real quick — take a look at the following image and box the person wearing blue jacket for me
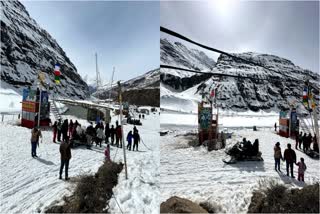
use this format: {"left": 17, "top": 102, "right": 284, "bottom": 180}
{"left": 126, "top": 131, "right": 133, "bottom": 151}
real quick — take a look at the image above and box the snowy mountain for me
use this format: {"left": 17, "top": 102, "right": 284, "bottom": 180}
{"left": 161, "top": 38, "right": 216, "bottom": 91}
{"left": 93, "top": 68, "right": 160, "bottom": 106}
{"left": 161, "top": 42, "right": 320, "bottom": 112}
{"left": 0, "top": 1, "right": 89, "bottom": 99}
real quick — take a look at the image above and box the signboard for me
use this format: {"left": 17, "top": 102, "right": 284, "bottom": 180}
{"left": 22, "top": 101, "right": 38, "bottom": 112}
{"left": 199, "top": 105, "right": 212, "bottom": 130}
{"left": 279, "top": 111, "right": 287, "bottom": 119}
{"left": 23, "top": 89, "right": 37, "bottom": 102}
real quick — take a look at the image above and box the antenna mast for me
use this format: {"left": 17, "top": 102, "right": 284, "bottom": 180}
{"left": 95, "top": 53, "right": 102, "bottom": 89}
{"left": 109, "top": 67, "right": 115, "bottom": 100}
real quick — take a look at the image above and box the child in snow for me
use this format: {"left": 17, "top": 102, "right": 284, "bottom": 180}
{"left": 126, "top": 131, "right": 133, "bottom": 151}
{"left": 295, "top": 157, "right": 307, "bottom": 182}
{"left": 105, "top": 144, "right": 111, "bottom": 162}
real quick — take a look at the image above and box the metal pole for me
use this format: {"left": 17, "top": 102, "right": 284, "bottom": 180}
{"left": 109, "top": 67, "right": 115, "bottom": 101}
{"left": 118, "top": 81, "right": 128, "bottom": 179}
{"left": 37, "top": 87, "right": 42, "bottom": 128}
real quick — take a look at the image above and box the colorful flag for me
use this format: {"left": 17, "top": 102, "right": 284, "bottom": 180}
{"left": 210, "top": 89, "right": 215, "bottom": 97}
{"left": 302, "top": 86, "right": 308, "bottom": 108}
{"left": 54, "top": 64, "right": 61, "bottom": 84}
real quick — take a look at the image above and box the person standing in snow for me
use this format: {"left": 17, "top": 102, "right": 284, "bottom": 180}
{"left": 61, "top": 119, "right": 69, "bottom": 142}
{"left": 52, "top": 121, "right": 58, "bottom": 143}
{"left": 57, "top": 119, "right": 62, "bottom": 142}
{"left": 284, "top": 143, "right": 297, "bottom": 178}
{"left": 105, "top": 144, "right": 111, "bottom": 162}
{"left": 96, "top": 126, "right": 105, "bottom": 147}
{"left": 298, "top": 132, "right": 303, "bottom": 149}
{"left": 59, "top": 138, "right": 71, "bottom": 180}
{"left": 115, "top": 124, "right": 122, "bottom": 148}
{"left": 306, "top": 133, "right": 312, "bottom": 152}
{"left": 105, "top": 123, "right": 110, "bottom": 143}
{"left": 31, "top": 127, "right": 42, "bottom": 157}
{"left": 295, "top": 157, "right": 307, "bottom": 182}
{"left": 85, "top": 122, "right": 95, "bottom": 149}
{"left": 110, "top": 125, "right": 115, "bottom": 145}
{"left": 274, "top": 142, "right": 283, "bottom": 172}
{"left": 68, "top": 120, "right": 73, "bottom": 139}
{"left": 126, "top": 131, "right": 133, "bottom": 151}
{"left": 302, "top": 133, "right": 307, "bottom": 152}
{"left": 133, "top": 130, "right": 140, "bottom": 151}
{"left": 274, "top": 122, "right": 277, "bottom": 132}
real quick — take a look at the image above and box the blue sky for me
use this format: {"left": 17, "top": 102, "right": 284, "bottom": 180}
{"left": 161, "top": 0, "right": 319, "bottom": 73}
{"left": 22, "top": 0, "right": 160, "bottom": 85}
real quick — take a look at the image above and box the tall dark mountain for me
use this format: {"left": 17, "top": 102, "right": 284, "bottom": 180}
{"left": 161, "top": 38, "right": 319, "bottom": 112}
{"left": 0, "top": 1, "right": 89, "bottom": 98}
{"left": 93, "top": 68, "right": 160, "bottom": 106}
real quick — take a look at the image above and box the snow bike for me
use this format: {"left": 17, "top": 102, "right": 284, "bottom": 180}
{"left": 223, "top": 142, "right": 263, "bottom": 164}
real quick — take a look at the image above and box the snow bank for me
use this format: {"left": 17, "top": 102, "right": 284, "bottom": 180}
{"left": 0, "top": 88, "right": 21, "bottom": 113}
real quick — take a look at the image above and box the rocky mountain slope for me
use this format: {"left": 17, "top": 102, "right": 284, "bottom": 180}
{"left": 160, "top": 38, "right": 216, "bottom": 91}
{"left": 0, "top": 1, "right": 89, "bottom": 99}
{"left": 161, "top": 39, "right": 319, "bottom": 112}
{"left": 93, "top": 68, "right": 160, "bottom": 106}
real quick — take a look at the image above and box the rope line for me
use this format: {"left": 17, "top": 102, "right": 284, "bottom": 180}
{"left": 140, "top": 137, "right": 152, "bottom": 151}
{"left": 160, "top": 26, "right": 308, "bottom": 83}
{"left": 112, "top": 193, "right": 124, "bottom": 214}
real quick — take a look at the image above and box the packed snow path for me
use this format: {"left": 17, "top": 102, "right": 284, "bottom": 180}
{"left": 160, "top": 127, "right": 320, "bottom": 213}
{"left": 0, "top": 123, "right": 105, "bottom": 213}
{"left": 0, "top": 113, "right": 160, "bottom": 214}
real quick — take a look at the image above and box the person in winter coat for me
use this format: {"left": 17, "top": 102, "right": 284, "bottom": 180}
{"left": 274, "top": 142, "right": 283, "bottom": 171}
{"left": 61, "top": 119, "right": 69, "bottom": 142}
{"left": 105, "top": 123, "right": 110, "bottom": 143}
{"left": 302, "top": 133, "right": 307, "bottom": 152}
{"left": 59, "top": 138, "right": 72, "bottom": 180}
{"left": 127, "top": 131, "right": 133, "bottom": 151}
{"left": 306, "top": 133, "right": 312, "bottom": 152}
{"left": 110, "top": 125, "right": 115, "bottom": 145}
{"left": 298, "top": 132, "right": 303, "bottom": 149}
{"left": 31, "top": 127, "right": 42, "bottom": 157}
{"left": 52, "top": 121, "right": 58, "bottom": 143}
{"left": 133, "top": 130, "right": 140, "bottom": 151}
{"left": 105, "top": 144, "right": 111, "bottom": 162}
{"left": 96, "top": 126, "right": 105, "bottom": 147}
{"left": 116, "top": 125, "right": 122, "bottom": 148}
{"left": 295, "top": 157, "right": 307, "bottom": 182}
{"left": 85, "top": 123, "right": 95, "bottom": 149}
{"left": 274, "top": 122, "right": 277, "bottom": 132}
{"left": 69, "top": 120, "right": 73, "bottom": 139}
{"left": 57, "top": 119, "right": 62, "bottom": 142}
{"left": 284, "top": 143, "right": 297, "bottom": 178}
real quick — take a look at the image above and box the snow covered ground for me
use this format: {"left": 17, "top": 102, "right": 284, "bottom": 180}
{"left": 108, "top": 112, "right": 160, "bottom": 214}
{"left": 0, "top": 88, "right": 21, "bottom": 113}
{"left": 160, "top": 125, "right": 320, "bottom": 213}
{"left": 0, "top": 101, "right": 159, "bottom": 213}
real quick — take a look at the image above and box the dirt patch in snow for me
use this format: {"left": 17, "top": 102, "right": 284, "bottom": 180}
{"left": 160, "top": 196, "right": 208, "bottom": 213}
{"left": 45, "top": 161, "right": 123, "bottom": 213}
{"left": 248, "top": 180, "right": 319, "bottom": 213}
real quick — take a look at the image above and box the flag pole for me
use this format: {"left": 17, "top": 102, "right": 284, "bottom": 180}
{"left": 37, "top": 78, "right": 42, "bottom": 128}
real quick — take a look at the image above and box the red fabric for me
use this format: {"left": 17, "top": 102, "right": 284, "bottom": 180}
{"left": 54, "top": 71, "right": 61, "bottom": 76}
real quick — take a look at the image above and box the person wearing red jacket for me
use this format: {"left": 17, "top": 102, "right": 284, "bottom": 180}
{"left": 284, "top": 143, "right": 297, "bottom": 178}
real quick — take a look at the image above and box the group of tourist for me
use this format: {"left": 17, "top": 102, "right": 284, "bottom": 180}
{"left": 274, "top": 142, "right": 307, "bottom": 182}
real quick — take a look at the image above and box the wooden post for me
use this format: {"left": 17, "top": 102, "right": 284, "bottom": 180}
{"left": 118, "top": 81, "right": 128, "bottom": 179}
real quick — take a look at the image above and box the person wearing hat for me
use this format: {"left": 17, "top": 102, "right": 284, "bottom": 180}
{"left": 274, "top": 142, "right": 283, "bottom": 172}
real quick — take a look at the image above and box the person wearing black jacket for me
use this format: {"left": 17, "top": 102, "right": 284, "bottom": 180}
{"left": 110, "top": 125, "right": 115, "bottom": 145}
{"left": 59, "top": 138, "right": 72, "bottom": 180}
{"left": 284, "top": 143, "right": 297, "bottom": 178}
{"left": 105, "top": 123, "right": 110, "bottom": 143}
{"left": 133, "top": 130, "right": 140, "bottom": 151}
{"left": 61, "top": 119, "right": 69, "bottom": 142}
{"left": 85, "top": 123, "right": 95, "bottom": 149}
